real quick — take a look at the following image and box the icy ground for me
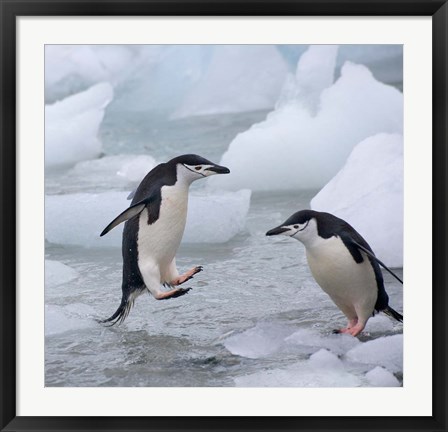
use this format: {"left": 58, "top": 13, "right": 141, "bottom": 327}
{"left": 45, "top": 190, "right": 403, "bottom": 387}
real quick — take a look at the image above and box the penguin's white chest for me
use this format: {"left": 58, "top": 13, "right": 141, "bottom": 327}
{"left": 305, "top": 236, "right": 377, "bottom": 308}
{"left": 137, "top": 184, "right": 189, "bottom": 267}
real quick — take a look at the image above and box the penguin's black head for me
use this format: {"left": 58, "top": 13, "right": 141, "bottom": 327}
{"left": 266, "top": 210, "right": 322, "bottom": 243}
{"left": 169, "top": 154, "right": 230, "bottom": 183}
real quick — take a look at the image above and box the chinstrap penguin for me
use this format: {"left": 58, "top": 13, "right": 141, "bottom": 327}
{"left": 266, "top": 210, "right": 403, "bottom": 336}
{"left": 100, "top": 154, "right": 230, "bottom": 325}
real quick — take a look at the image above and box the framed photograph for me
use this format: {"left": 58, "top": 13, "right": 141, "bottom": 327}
{"left": 1, "top": 1, "right": 447, "bottom": 431}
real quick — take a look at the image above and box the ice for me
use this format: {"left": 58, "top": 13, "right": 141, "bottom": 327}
{"left": 45, "top": 45, "right": 142, "bottom": 102}
{"left": 364, "top": 314, "right": 395, "bottom": 334}
{"left": 45, "top": 304, "right": 97, "bottom": 336}
{"left": 345, "top": 334, "right": 403, "bottom": 373}
{"left": 311, "top": 133, "right": 403, "bottom": 266}
{"left": 285, "top": 328, "right": 360, "bottom": 355}
{"left": 45, "top": 83, "right": 113, "bottom": 168}
{"left": 183, "top": 189, "right": 251, "bottom": 243}
{"left": 45, "top": 190, "right": 251, "bottom": 248}
{"left": 277, "top": 45, "right": 338, "bottom": 113}
{"left": 223, "top": 322, "right": 293, "bottom": 359}
{"left": 234, "top": 349, "right": 362, "bottom": 387}
{"left": 173, "top": 45, "right": 289, "bottom": 118}
{"left": 67, "top": 154, "right": 157, "bottom": 190}
{"left": 111, "top": 45, "right": 211, "bottom": 114}
{"left": 365, "top": 366, "right": 400, "bottom": 387}
{"left": 211, "top": 48, "right": 403, "bottom": 191}
{"left": 278, "top": 45, "right": 403, "bottom": 87}
{"left": 45, "top": 260, "right": 79, "bottom": 287}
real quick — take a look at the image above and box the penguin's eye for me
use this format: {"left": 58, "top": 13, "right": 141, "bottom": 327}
{"left": 293, "top": 225, "right": 299, "bottom": 229}
{"left": 195, "top": 166, "right": 202, "bottom": 171}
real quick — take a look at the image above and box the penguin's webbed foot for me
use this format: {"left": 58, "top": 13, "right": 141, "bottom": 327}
{"left": 157, "top": 287, "right": 192, "bottom": 300}
{"left": 171, "top": 266, "right": 203, "bottom": 286}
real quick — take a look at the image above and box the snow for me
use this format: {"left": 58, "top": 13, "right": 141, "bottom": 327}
{"left": 173, "top": 45, "right": 289, "bottom": 118}
{"left": 365, "top": 366, "right": 400, "bottom": 387}
{"left": 45, "top": 260, "right": 78, "bottom": 287}
{"left": 345, "top": 334, "right": 403, "bottom": 373}
{"left": 45, "top": 82, "right": 113, "bottom": 168}
{"left": 45, "top": 190, "right": 251, "bottom": 247}
{"left": 311, "top": 133, "right": 403, "bottom": 267}
{"left": 211, "top": 47, "right": 403, "bottom": 191}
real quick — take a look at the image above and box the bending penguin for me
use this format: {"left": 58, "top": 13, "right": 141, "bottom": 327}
{"left": 266, "top": 210, "right": 403, "bottom": 336}
{"left": 100, "top": 154, "right": 230, "bottom": 325}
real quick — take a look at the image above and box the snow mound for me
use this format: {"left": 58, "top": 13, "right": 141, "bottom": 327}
{"left": 311, "top": 133, "right": 403, "bottom": 266}
{"left": 45, "top": 82, "right": 113, "bottom": 168}
{"left": 45, "top": 303, "right": 97, "bottom": 336}
{"left": 365, "top": 366, "right": 400, "bottom": 387}
{"left": 345, "top": 334, "right": 403, "bottom": 373}
{"left": 173, "top": 45, "right": 289, "bottom": 118}
{"left": 211, "top": 46, "right": 403, "bottom": 191}
{"left": 235, "top": 348, "right": 361, "bottom": 387}
{"left": 45, "top": 190, "right": 251, "bottom": 248}
{"left": 45, "top": 260, "right": 79, "bottom": 287}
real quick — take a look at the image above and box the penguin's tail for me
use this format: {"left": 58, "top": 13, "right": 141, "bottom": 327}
{"left": 383, "top": 306, "right": 403, "bottom": 323}
{"left": 98, "top": 296, "right": 134, "bottom": 326}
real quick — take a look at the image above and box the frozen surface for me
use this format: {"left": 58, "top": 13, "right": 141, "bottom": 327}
{"left": 345, "top": 334, "right": 403, "bottom": 373}
{"left": 45, "top": 260, "right": 79, "bottom": 287}
{"left": 365, "top": 366, "right": 400, "bottom": 387}
{"left": 173, "top": 45, "right": 289, "bottom": 118}
{"left": 211, "top": 50, "right": 403, "bottom": 191}
{"left": 45, "top": 191, "right": 403, "bottom": 387}
{"left": 45, "top": 83, "right": 113, "bottom": 168}
{"left": 311, "top": 133, "right": 403, "bottom": 267}
{"left": 45, "top": 190, "right": 251, "bottom": 247}
{"left": 234, "top": 348, "right": 362, "bottom": 387}
{"left": 45, "top": 304, "right": 97, "bottom": 336}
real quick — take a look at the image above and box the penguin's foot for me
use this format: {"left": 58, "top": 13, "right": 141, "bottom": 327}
{"left": 333, "top": 318, "right": 359, "bottom": 335}
{"left": 156, "top": 287, "right": 192, "bottom": 300}
{"left": 171, "top": 266, "right": 203, "bottom": 286}
{"left": 336, "top": 323, "right": 365, "bottom": 337}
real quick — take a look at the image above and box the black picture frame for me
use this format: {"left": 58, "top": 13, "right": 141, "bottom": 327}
{"left": 1, "top": 1, "right": 447, "bottom": 431}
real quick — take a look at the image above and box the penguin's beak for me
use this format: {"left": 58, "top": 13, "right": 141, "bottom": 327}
{"left": 266, "top": 226, "right": 290, "bottom": 236}
{"left": 206, "top": 164, "right": 230, "bottom": 174}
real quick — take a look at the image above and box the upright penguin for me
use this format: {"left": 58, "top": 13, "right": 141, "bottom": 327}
{"left": 100, "top": 154, "right": 230, "bottom": 325}
{"left": 266, "top": 210, "right": 403, "bottom": 336}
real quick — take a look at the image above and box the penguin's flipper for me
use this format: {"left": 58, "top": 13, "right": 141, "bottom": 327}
{"left": 127, "top": 189, "right": 136, "bottom": 200}
{"left": 100, "top": 200, "right": 147, "bottom": 237}
{"left": 352, "top": 240, "right": 403, "bottom": 285}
